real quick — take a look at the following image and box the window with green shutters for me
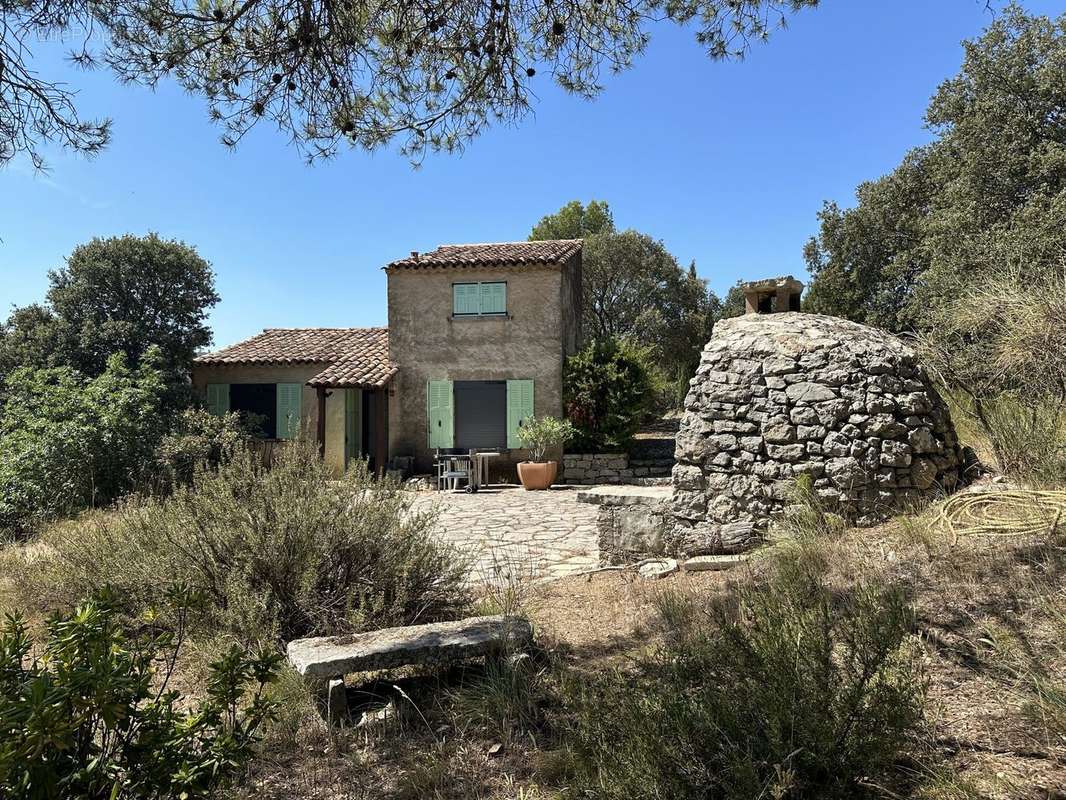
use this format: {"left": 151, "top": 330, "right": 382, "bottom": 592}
{"left": 427, "top": 380, "right": 454, "bottom": 448}
{"left": 452, "top": 284, "right": 481, "bottom": 316}
{"left": 506, "top": 379, "right": 534, "bottom": 449}
{"left": 452, "top": 282, "right": 506, "bottom": 316}
{"left": 276, "top": 383, "right": 302, "bottom": 439}
{"left": 479, "top": 282, "right": 506, "bottom": 315}
{"left": 206, "top": 383, "right": 230, "bottom": 416}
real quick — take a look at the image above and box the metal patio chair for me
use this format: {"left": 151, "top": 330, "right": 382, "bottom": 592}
{"left": 435, "top": 449, "right": 472, "bottom": 492}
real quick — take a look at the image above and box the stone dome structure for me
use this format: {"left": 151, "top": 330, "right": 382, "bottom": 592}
{"left": 670, "top": 312, "right": 967, "bottom": 555}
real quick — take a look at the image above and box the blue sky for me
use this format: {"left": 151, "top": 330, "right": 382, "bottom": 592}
{"left": 2, "top": 0, "right": 1063, "bottom": 348}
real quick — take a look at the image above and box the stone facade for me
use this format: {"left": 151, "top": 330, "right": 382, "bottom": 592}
{"left": 387, "top": 260, "right": 582, "bottom": 475}
{"left": 671, "top": 312, "right": 967, "bottom": 554}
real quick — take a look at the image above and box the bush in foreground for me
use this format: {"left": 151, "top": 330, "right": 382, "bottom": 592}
{"left": 20, "top": 439, "right": 470, "bottom": 642}
{"left": 561, "top": 543, "right": 924, "bottom": 799}
{"left": 0, "top": 588, "right": 279, "bottom": 799}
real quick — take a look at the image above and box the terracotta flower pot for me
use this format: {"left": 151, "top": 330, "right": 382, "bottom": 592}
{"left": 517, "top": 460, "right": 558, "bottom": 491}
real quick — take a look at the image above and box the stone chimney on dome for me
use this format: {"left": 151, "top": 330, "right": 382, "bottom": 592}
{"left": 740, "top": 275, "right": 804, "bottom": 314}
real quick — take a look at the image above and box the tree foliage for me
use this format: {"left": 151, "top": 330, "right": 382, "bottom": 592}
{"left": 529, "top": 199, "right": 614, "bottom": 241}
{"left": 804, "top": 5, "right": 1066, "bottom": 333}
{"left": 0, "top": 233, "right": 218, "bottom": 386}
{"left": 564, "top": 337, "right": 652, "bottom": 452}
{"left": 583, "top": 232, "right": 719, "bottom": 380}
{"left": 2, "top": 0, "right": 818, "bottom": 168}
{"left": 532, "top": 201, "right": 721, "bottom": 387}
{"left": 0, "top": 587, "right": 280, "bottom": 799}
{"left": 0, "top": 350, "right": 168, "bottom": 533}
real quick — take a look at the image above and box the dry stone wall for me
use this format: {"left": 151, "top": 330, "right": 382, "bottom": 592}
{"left": 562, "top": 453, "right": 633, "bottom": 485}
{"left": 671, "top": 312, "right": 967, "bottom": 555}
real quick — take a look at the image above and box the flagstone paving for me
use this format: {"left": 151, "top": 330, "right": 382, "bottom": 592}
{"left": 412, "top": 485, "right": 600, "bottom": 583}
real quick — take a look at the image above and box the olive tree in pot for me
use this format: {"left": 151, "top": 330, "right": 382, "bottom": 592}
{"left": 516, "top": 415, "right": 576, "bottom": 490}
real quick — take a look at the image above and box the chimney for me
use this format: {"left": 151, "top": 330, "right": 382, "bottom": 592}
{"left": 410, "top": 250, "right": 419, "bottom": 261}
{"left": 740, "top": 276, "right": 804, "bottom": 315}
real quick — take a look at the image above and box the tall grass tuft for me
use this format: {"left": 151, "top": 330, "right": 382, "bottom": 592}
{"left": 946, "top": 390, "right": 1066, "bottom": 487}
{"left": 560, "top": 541, "right": 925, "bottom": 799}
{"left": 774, "top": 472, "right": 848, "bottom": 541}
{"left": 14, "top": 439, "right": 470, "bottom": 643}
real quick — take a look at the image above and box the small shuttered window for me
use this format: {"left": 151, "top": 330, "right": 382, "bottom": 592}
{"left": 206, "top": 383, "right": 230, "bottom": 416}
{"left": 453, "top": 282, "right": 506, "bottom": 316}
{"left": 276, "top": 383, "right": 303, "bottom": 440}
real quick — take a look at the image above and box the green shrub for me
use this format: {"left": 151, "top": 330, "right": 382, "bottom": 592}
{"left": 155, "top": 407, "right": 256, "bottom": 486}
{"left": 0, "top": 587, "right": 280, "bottom": 799}
{"left": 0, "top": 350, "right": 168, "bottom": 534}
{"left": 920, "top": 267, "right": 1066, "bottom": 484}
{"left": 564, "top": 338, "right": 652, "bottom": 452}
{"left": 19, "top": 439, "right": 471, "bottom": 642}
{"left": 561, "top": 544, "right": 924, "bottom": 799}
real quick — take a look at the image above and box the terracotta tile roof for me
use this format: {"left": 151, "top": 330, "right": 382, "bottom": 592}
{"left": 308, "top": 355, "right": 397, "bottom": 389}
{"left": 386, "top": 239, "right": 582, "bottom": 270}
{"left": 194, "top": 327, "right": 395, "bottom": 388}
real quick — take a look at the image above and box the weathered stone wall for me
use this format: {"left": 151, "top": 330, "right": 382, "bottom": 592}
{"left": 629, "top": 436, "right": 676, "bottom": 479}
{"left": 671, "top": 312, "right": 967, "bottom": 555}
{"left": 562, "top": 453, "right": 632, "bottom": 484}
{"left": 562, "top": 451, "right": 674, "bottom": 485}
{"left": 575, "top": 486, "right": 672, "bottom": 564}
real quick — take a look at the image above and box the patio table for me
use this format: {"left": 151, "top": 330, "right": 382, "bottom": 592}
{"left": 469, "top": 451, "right": 501, "bottom": 491}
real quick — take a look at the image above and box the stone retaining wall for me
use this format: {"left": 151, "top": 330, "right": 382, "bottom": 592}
{"left": 562, "top": 453, "right": 631, "bottom": 484}
{"left": 562, "top": 451, "right": 674, "bottom": 485}
{"left": 576, "top": 486, "right": 672, "bottom": 565}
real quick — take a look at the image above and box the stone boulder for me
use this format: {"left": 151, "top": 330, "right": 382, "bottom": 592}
{"left": 670, "top": 312, "right": 966, "bottom": 553}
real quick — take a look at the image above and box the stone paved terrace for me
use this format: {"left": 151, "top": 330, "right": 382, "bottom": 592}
{"left": 411, "top": 486, "right": 600, "bottom": 583}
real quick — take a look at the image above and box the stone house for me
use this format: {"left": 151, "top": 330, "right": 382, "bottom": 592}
{"left": 191, "top": 240, "right": 583, "bottom": 477}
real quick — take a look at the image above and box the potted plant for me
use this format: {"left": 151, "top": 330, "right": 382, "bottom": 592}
{"left": 516, "top": 415, "right": 576, "bottom": 490}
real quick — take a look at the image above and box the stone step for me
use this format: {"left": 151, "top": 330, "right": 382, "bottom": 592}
{"left": 287, "top": 615, "right": 533, "bottom": 678}
{"left": 576, "top": 484, "right": 672, "bottom": 506}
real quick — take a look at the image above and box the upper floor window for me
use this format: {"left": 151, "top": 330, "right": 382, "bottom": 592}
{"left": 453, "top": 282, "right": 507, "bottom": 317}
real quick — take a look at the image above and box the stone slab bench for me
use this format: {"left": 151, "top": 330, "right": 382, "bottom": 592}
{"left": 288, "top": 615, "right": 533, "bottom": 724}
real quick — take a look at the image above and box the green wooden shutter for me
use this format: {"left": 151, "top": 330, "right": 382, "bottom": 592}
{"left": 276, "top": 383, "right": 303, "bottom": 439}
{"left": 453, "top": 284, "right": 480, "bottom": 316}
{"left": 206, "top": 383, "right": 229, "bottom": 416}
{"left": 427, "top": 380, "right": 454, "bottom": 448}
{"left": 506, "top": 379, "right": 534, "bottom": 449}
{"left": 480, "top": 282, "right": 506, "bottom": 315}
